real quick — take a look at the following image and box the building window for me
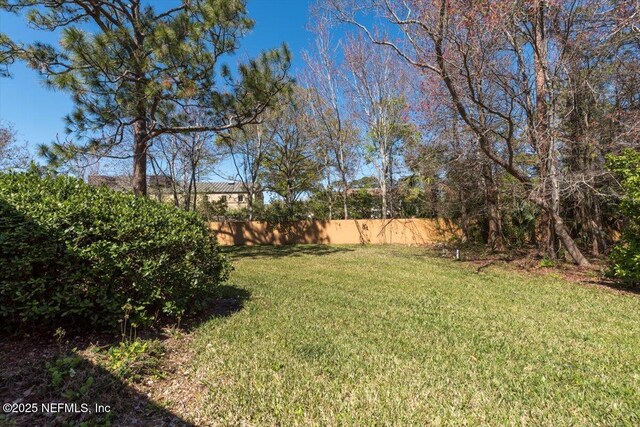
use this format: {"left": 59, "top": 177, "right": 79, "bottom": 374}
{"left": 220, "top": 195, "right": 227, "bottom": 202}
{"left": 238, "top": 195, "right": 244, "bottom": 203}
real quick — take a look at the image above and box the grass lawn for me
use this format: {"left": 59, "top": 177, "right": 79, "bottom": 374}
{"left": 188, "top": 245, "right": 640, "bottom": 426}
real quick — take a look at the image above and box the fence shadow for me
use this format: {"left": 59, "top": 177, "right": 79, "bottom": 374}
{"left": 223, "top": 244, "right": 354, "bottom": 259}
{"left": 211, "top": 218, "right": 459, "bottom": 246}
{"left": 215, "top": 220, "right": 333, "bottom": 246}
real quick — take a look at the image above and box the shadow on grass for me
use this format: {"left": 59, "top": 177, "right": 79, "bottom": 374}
{"left": 222, "top": 244, "right": 355, "bottom": 260}
{"left": 565, "top": 276, "right": 640, "bottom": 295}
{"left": 178, "top": 284, "right": 252, "bottom": 331}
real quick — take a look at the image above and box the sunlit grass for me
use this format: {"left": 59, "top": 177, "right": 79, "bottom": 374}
{"left": 192, "top": 245, "right": 640, "bottom": 425}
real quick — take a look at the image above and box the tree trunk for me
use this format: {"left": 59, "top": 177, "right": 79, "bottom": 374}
{"left": 132, "top": 119, "right": 148, "bottom": 197}
{"left": 482, "top": 161, "right": 505, "bottom": 251}
{"left": 172, "top": 184, "right": 179, "bottom": 207}
{"left": 379, "top": 137, "right": 389, "bottom": 220}
{"left": 547, "top": 138, "right": 561, "bottom": 259}
{"left": 338, "top": 150, "right": 349, "bottom": 220}
{"left": 550, "top": 208, "right": 590, "bottom": 266}
{"left": 388, "top": 155, "right": 395, "bottom": 218}
{"left": 192, "top": 174, "right": 198, "bottom": 212}
{"left": 380, "top": 179, "right": 387, "bottom": 220}
{"left": 168, "top": 157, "right": 179, "bottom": 207}
{"left": 248, "top": 190, "right": 254, "bottom": 221}
{"left": 530, "top": 193, "right": 590, "bottom": 266}
{"left": 184, "top": 179, "right": 191, "bottom": 211}
{"left": 458, "top": 189, "right": 469, "bottom": 243}
{"left": 342, "top": 189, "right": 349, "bottom": 220}
{"left": 588, "top": 200, "right": 607, "bottom": 256}
{"left": 326, "top": 178, "right": 333, "bottom": 221}
{"left": 532, "top": 0, "right": 560, "bottom": 259}
{"left": 286, "top": 178, "right": 294, "bottom": 216}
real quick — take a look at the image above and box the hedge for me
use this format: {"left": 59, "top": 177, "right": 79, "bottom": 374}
{"left": 0, "top": 172, "right": 230, "bottom": 330}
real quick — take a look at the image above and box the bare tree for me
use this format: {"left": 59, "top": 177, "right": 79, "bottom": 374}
{"left": 302, "top": 13, "right": 360, "bottom": 219}
{"left": 0, "top": 121, "right": 30, "bottom": 171}
{"left": 323, "top": 0, "right": 639, "bottom": 265}
{"left": 343, "top": 34, "right": 416, "bottom": 219}
{"left": 219, "top": 120, "right": 277, "bottom": 220}
{"left": 148, "top": 109, "right": 219, "bottom": 210}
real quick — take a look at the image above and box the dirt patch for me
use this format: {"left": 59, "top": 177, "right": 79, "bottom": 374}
{"left": 447, "top": 247, "right": 638, "bottom": 295}
{"left": 0, "top": 329, "right": 203, "bottom": 426}
{"left": 0, "top": 293, "right": 253, "bottom": 426}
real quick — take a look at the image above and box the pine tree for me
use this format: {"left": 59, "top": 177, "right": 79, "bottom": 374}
{"left": 3, "top": 0, "right": 291, "bottom": 195}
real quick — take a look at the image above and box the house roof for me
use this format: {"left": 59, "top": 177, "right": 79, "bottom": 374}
{"left": 195, "top": 182, "right": 248, "bottom": 194}
{"left": 88, "top": 175, "right": 132, "bottom": 191}
{"left": 88, "top": 175, "right": 251, "bottom": 194}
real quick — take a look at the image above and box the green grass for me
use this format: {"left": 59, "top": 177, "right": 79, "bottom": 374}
{"left": 191, "top": 245, "right": 640, "bottom": 426}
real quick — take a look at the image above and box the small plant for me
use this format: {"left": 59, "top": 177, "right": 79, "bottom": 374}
{"left": 539, "top": 257, "right": 556, "bottom": 268}
{"left": 106, "top": 339, "right": 165, "bottom": 382}
{"left": 46, "top": 353, "right": 95, "bottom": 400}
{"left": 54, "top": 327, "right": 68, "bottom": 352}
{"left": 163, "top": 324, "right": 184, "bottom": 340}
{"left": 42, "top": 352, "right": 114, "bottom": 426}
{"left": 119, "top": 302, "right": 142, "bottom": 342}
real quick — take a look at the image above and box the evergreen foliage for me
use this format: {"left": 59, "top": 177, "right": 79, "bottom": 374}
{"left": 0, "top": 171, "right": 230, "bottom": 330}
{"left": 608, "top": 149, "right": 640, "bottom": 286}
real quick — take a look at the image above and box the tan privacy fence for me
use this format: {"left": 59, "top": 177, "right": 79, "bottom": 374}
{"left": 209, "top": 219, "right": 458, "bottom": 246}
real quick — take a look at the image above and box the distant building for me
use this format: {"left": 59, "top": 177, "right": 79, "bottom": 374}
{"left": 87, "top": 175, "right": 260, "bottom": 209}
{"left": 192, "top": 181, "right": 259, "bottom": 209}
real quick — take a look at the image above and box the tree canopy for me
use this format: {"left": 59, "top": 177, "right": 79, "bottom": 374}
{"left": 2, "top": 0, "right": 292, "bottom": 194}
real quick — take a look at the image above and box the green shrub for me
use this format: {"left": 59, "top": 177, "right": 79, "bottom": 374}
{"left": 607, "top": 149, "right": 640, "bottom": 287}
{"left": 0, "top": 172, "right": 230, "bottom": 330}
{"left": 262, "top": 199, "right": 308, "bottom": 222}
{"left": 197, "top": 197, "right": 229, "bottom": 221}
{"left": 539, "top": 256, "right": 556, "bottom": 268}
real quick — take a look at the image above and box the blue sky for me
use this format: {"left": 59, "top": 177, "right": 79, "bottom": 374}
{"left": 0, "top": 0, "right": 314, "bottom": 177}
